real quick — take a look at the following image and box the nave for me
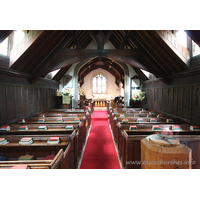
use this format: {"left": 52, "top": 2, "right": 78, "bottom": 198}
{"left": 1, "top": 105, "right": 200, "bottom": 169}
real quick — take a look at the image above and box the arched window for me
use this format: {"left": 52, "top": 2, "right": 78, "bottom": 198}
{"left": 92, "top": 74, "right": 107, "bottom": 94}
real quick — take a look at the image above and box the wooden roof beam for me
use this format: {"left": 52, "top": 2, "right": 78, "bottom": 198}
{"left": 119, "top": 30, "right": 132, "bottom": 49}
{"left": 52, "top": 65, "right": 72, "bottom": 81}
{"left": 69, "top": 30, "right": 82, "bottom": 49}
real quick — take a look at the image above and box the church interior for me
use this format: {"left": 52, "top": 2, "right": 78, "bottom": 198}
{"left": 3, "top": 4, "right": 200, "bottom": 198}
{"left": 1, "top": 29, "right": 200, "bottom": 171}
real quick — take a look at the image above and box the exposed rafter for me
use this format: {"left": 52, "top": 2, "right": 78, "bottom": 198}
{"left": 7, "top": 30, "right": 193, "bottom": 86}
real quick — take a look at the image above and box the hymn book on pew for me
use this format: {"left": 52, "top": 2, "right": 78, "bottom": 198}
{"left": 56, "top": 118, "right": 63, "bottom": 122}
{"left": 122, "top": 119, "right": 129, "bottom": 123}
{"left": 150, "top": 118, "right": 157, "bottom": 123}
{"left": 134, "top": 114, "right": 139, "bottom": 117}
{"left": 157, "top": 114, "right": 163, "bottom": 118}
{"left": 65, "top": 125, "right": 74, "bottom": 130}
{"left": 11, "top": 164, "right": 29, "bottom": 169}
{"left": 19, "top": 137, "right": 33, "bottom": 145}
{"left": 18, "top": 155, "right": 34, "bottom": 160}
{"left": 137, "top": 118, "right": 143, "bottom": 123}
{"left": 147, "top": 114, "right": 153, "bottom": 118}
{"left": 152, "top": 125, "right": 161, "bottom": 131}
{"left": 0, "top": 126, "right": 10, "bottom": 131}
{"left": 171, "top": 125, "right": 182, "bottom": 131}
{"left": 18, "top": 118, "right": 26, "bottom": 123}
{"left": 74, "top": 118, "right": 80, "bottom": 122}
{"left": 37, "top": 118, "right": 45, "bottom": 123}
{"left": 129, "top": 125, "right": 138, "bottom": 131}
{"left": 166, "top": 119, "right": 174, "bottom": 123}
{"left": 38, "top": 125, "right": 47, "bottom": 131}
{"left": 68, "top": 114, "right": 78, "bottom": 117}
{"left": 0, "top": 138, "right": 9, "bottom": 145}
{"left": 47, "top": 137, "right": 60, "bottom": 145}
{"left": 190, "top": 126, "right": 200, "bottom": 131}
{"left": 38, "top": 114, "right": 45, "bottom": 118}
{"left": 18, "top": 126, "right": 28, "bottom": 131}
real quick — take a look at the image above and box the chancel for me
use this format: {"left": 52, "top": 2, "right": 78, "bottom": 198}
{"left": 1, "top": 30, "right": 200, "bottom": 169}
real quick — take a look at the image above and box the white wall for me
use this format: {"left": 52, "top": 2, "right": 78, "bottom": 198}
{"left": 81, "top": 68, "right": 120, "bottom": 100}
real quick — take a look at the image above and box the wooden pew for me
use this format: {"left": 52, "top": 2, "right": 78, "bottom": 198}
{"left": 115, "top": 116, "right": 184, "bottom": 124}
{"left": 0, "top": 123, "right": 83, "bottom": 169}
{"left": 118, "top": 122, "right": 200, "bottom": 169}
{"left": 0, "top": 149, "right": 65, "bottom": 169}
{"left": 109, "top": 107, "right": 200, "bottom": 169}
{"left": 0, "top": 135, "right": 71, "bottom": 169}
{"left": 21, "top": 117, "right": 84, "bottom": 124}
{"left": 110, "top": 112, "right": 186, "bottom": 149}
{"left": 17, "top": 115, "right": 88, "bottom": 160}
{"left": 1, "top": 108, "right": 92, "bottom": 169}
{"left": 41, "top": 108, "right": 92, "bottom": 138}
{"left": 109, "top": 107, "right": 149, "bottom": 115}
{"left": 120, "top": 133, "right": 200, "bottom": 169}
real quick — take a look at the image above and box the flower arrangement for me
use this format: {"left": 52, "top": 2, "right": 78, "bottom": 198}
{"left": 79, "top": 88, "right": 86, "bottom": 96}
{"left": 132, "top": 90, "right": 145, "bottom": 102}
{"left": 60, "top": 86, "right": 72, "bottom": 96}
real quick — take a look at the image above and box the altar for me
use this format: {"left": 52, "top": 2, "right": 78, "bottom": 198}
{"left": 93, "top": 99, "right": 108, "bottom": 107}
{"left": 90, "top": 99, "right": 110, "bottom": 113}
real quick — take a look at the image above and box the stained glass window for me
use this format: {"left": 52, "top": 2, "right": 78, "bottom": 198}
{"left": 92, "top": 74, "right": 107, "bottom": 94}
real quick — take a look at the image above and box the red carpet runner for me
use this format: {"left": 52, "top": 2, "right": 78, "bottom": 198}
{"left": 80, "top": 111, "right": 121, "bottom": 169}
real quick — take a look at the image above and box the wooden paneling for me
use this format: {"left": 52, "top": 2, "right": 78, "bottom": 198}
{"left": 172, "top": 87, "right": 177, "bottom": 116}
{"left": 0, "top": 84, "right": 57, "bottom": 125}
{"left": 0, "top": 85, "right": 7, "bottom": 123}
{"left": 6, "top": 85, "right": 16, "bottom": 120}
{"left": 143, "top": 76, "right": 200, "bottom": 125}
{"left": 22, "top": 86, "right": 28, "bottom": 116}
{"left": 15, "top": 86, "right": 23, "bottom": 118}
{"left": 168, "top": 87, "right": 173, "bottom": 114}
{"left": 28, "top": 87, "right": 34, "bottom": 114}
{"left": 158, "top": 88, "right": 162, "bottom": 112}
{"left": 191, "top": 85, "right": 200, "bottom": 123}
{"left": 183, "top": 86, "right": 191, "bottom": 120}
{"left": 34, "top": 88, "right": 38, "bottom": 113}
{"left": 162, "top": 88, "right": 168, "bottom": 113}
{"left": 37, "top": 88, "right": 42, "bottom": 112}
{"left": 177, "top": 87, "right": 183, "bottom": 117}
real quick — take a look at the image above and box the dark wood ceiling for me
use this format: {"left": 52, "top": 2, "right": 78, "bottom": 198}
{"left": 1, "top": 30, "right": 200, "bottom": 85}
{"left": 0, "top": 30, "right": 13, "bottom": 43}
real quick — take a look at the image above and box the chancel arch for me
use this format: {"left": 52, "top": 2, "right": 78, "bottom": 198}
{"left": 73, "top": 57, "right": 130, "bottom": 108}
